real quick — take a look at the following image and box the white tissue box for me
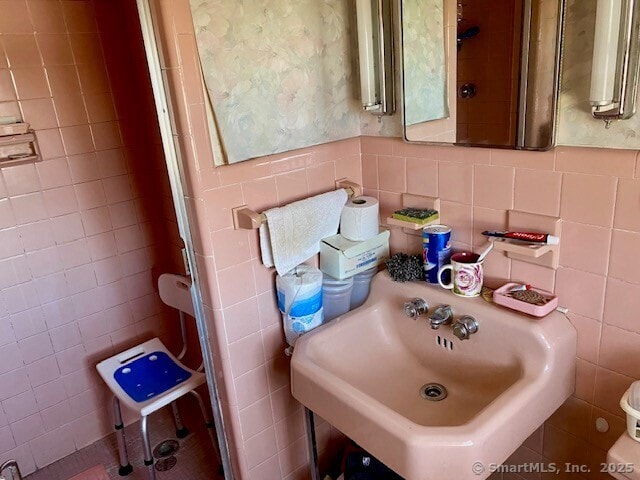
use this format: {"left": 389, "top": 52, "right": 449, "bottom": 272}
{"left": 320, "top": 230, "right": 390, "bottom": 280}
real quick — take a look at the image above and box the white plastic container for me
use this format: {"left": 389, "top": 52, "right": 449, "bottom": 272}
{"left": 322, "top": 274, "right": 354, "bottom": 322}
{"left": 276, "top": 265, "right": 324, "bottom": 347}
{"left": 350, "top": 266, "right": 377, "bottom": 309}
{"left": 620, "top": 384, "right": 640, "bottom": 442}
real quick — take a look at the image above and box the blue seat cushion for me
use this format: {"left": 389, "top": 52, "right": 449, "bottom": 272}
{"left": 114, "top": 351, "right": 192, "bottom": 403}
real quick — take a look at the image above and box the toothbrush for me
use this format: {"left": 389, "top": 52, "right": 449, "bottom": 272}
{"left": 476, "top": 242, "right": 494, "bottom": 262}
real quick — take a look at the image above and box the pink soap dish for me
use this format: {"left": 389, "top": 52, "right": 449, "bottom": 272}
{"left": 493, "top": 283, "right": 558, "bottom": 318}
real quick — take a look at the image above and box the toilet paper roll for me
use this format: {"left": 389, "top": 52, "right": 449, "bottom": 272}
{"left": 340, "top": 196, "right": 379, "bottom": 241}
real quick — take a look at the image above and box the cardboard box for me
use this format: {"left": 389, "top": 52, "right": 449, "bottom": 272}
{"left": 320, "top": 230, "right": 390, "bottom": 279}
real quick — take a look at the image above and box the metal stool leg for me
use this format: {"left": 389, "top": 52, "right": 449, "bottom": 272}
{"left": 189, "top": 390, "right": 222, "bottom": 466}
{"left": 113, "top": 397, "right": 133, "bottom": 476}
{"left": 141, "top": 415, "right": 156, "bottom": 480}
{"left": 170, "top": 400, "right": 189, "bottom": 438}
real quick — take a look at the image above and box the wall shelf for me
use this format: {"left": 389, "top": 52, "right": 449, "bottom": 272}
{"left": 0, "top": 124, "right": 40, "bottom": 167}
{"left": 499, "top": 210, "right": 561, "bottom": 268}
{"left": 489, "top": 237, "right": 554, "bottom": 258}
{"left": 381, "top": 194, "right": 441, "bottom": 236}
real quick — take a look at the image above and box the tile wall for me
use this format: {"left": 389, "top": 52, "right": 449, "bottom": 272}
{"left": 0, "top": 0, "right": 182, "bottom": 474}
{"left": 1, "top": 0, "right": 638, "bottom": 479}
{"left": 361, "top": 137, "right": 640, "bottom": 480}
{"left": 152, "top": 1, "right": 640, "bottom": 479}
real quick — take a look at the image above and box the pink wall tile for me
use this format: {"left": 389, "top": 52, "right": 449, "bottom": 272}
{"left": 3, "top": 34, "right": 40, "bottom": 67}
{"left": 438, "top": 162, "right": 473, "bottom": 204}
{"left": 599, "top": 324, "right": 640, "bottom": 379}
{"left": 211, "top": 228, "right": 252, "bottom": 271}
{"left": 35, "top": 158, "right": 72, "bottom": 190}
{"left": 50, "top": 213, "right": 84, "bottom": 244}
{"left": 473, "top": 165, "right": 514, "bottom": 209}
{"left": 378, "top": 156, "right": 406, "bottom": 193}
{"left": 11, "top": 192, "right": 47, "bottom": 223}
{"left": 593, "top": 367, "right": 632, "bottom": 416}
{"left": 603, "top": 277, "right": 640, "bottom": 333}
{"left": 574, "top": 359, "right": 597, "bottom": 403}
{"left": 405, "top": 157, "right": 437, "bottom": 197}
{"left": 560, "top": 173, "right": 617, "bottom": 227}
{"left": 614, "top": 178, "right": 640, "bottom": 232}
{"left": 275, "top": 170, "right": 309, "bottom": 205}
{"left": 0, "top": 199, "right": 15, "bottom": 230}
{"left": 222, "top": 298, "right": 261, "bottom": 345}
{"left": 0, "top": 425, "right": 16, "bottom": 455}
{"left": 248, "top": 453, "right": 282, "bottom": 479}
{"left": 361, "top": 154, "right": 378, "bottom": 190}
{"left": 27, "top": 0, "right": 66, "bottom": 33}
{"left": 10, "top": 413, "right": 45, "bottom": 445}
{"left": 555, "top": 267, "right": 606, "bottom": 320}
{"left": 547, "top": 395, "right": 592, "bottom": 441}
{"left": 559, "top": 222, "right": 611, "bottom": 275}
{"left": 228, "top": 331, "right": 265, "bottom": 379}
{"left": 37, "top": 34, "right": 74, "bottom": 66}
{"left": 440, "top": 201, "right": 473, "bottom": 245}
{"left": 20, "top": 98, "right": 58, "bottom": 130}
{"left": 567, "top": 313, "right": 601, "bottom": 363}
{"left": 511, "top": 254, "right": 557, "bottom": 291}
{"left": 472, "top": 207, "right": 507, "bottom": 247}
{"left": 239, "top": 396, "right": 273, "bottom": 440}
{"left": 3, "top": 389, "right": 38, "bottom": 424}
{"left": 43, "top": 185, "right": 79, "bottom": 217}
{"left": 3, "top": 163, "right": 41, "bottom": 196}
{"left": 244, "top": 427, "right": 278, "bottom": 471}
{"left": 54, "top": 93, "right": 89, "bottom": 127}
{"left": 513, "top": 169, "right": 562, "bottom": 217}
{"left": 360, "top": 135, "right": 393, "bottom": 155}
{"left": 11, "top": 67, "right": 50, "bottom": 99}
{"left": 217, "top": 262, "right": 257, "bottom": 308}
{"left": 556, "top": 147, "right": 636, "bottom": 178}
{"left": 29, "top": 424, "right": 76, "bottom": 468}
{"left": 491, "top": 148, "right": 555, "bottom": 170}
{"left": 609, "top": 229, "right": 640, "bottom": 283}
{"left": 18, "top": 332, "right": 54, "bottom": 364}
{"left": 203, "top": 184, "right": 243, "bottom": 231}
{"left": 235, "top": 365, "right": 269, "bottom": 410}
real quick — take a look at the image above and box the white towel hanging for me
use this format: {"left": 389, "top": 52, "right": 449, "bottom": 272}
{"left": 258, "top": 189, "right": 348, "bottom": 275}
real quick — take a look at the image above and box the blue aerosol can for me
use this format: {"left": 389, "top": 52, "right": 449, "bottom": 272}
{"left": 423, "top": 225, "right": 452, "bottom": 283}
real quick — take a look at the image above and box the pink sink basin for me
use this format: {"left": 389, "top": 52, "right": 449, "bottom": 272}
{"left": 291, "top": 271, "right": 576, "bottom": 480}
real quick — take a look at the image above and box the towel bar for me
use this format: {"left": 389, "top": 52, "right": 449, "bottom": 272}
{"left": 232, "top": 179, "right": 361, "bottom": 230}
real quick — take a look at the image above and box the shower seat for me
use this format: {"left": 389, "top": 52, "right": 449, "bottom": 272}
{"left": 96, "top": 274, "right": 218, "bottom": 480}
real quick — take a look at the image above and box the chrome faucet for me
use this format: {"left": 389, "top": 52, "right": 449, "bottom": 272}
{"left": 429, "top": 305, "right": 453, "bottom": 329}
{"left": 403, "top": 298, "right": 429, "bottom": 319}
{"left": 452, "top": 315, "right": 479, "bottom": 340}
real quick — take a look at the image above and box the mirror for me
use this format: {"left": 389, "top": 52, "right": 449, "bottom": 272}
{"left": 400, "top": 0, "right": 564, "bottom": 150}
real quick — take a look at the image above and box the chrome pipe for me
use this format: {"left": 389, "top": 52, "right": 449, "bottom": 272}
{"left": 304, "top": 408, "right": 321, "bottom": 480}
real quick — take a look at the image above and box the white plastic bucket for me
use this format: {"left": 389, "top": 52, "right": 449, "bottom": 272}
{"left": 350, "top": 266, "right": 377, "bottom": 309}
{"left": 322, "top": 274, "right": 354, "bottom": 322}
{"left": 621, "top": 387, "right": 640, "bottom": 442}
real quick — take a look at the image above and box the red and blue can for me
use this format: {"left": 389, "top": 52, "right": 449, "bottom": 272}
{"left": 423, "top": 225, "right": 452, "bottom": 283}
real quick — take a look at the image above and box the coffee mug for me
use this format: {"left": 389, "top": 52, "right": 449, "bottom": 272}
{"left": 437, "top": 252, "right": 484, "bottom": 297}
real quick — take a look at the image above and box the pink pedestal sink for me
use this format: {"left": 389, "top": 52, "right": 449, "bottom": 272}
{"left": 291, "top": 271, "right": 576, "bottom": 480}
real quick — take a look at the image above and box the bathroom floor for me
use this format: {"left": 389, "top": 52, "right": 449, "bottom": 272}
{"left": 25, "top": 409, "right": 222, "bottom": 480}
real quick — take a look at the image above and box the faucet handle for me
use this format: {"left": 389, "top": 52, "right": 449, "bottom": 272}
{"left": 430, "top": 305, "right": 452, "bottom": 321}
{"left": 403, "top": 298, "right": 429, "bottom": 319}
{"left": 452, "top": 315, "right": 479, "bottom": 340}
{"left": 429, "top": 305, "right": 453, "bottom": 329}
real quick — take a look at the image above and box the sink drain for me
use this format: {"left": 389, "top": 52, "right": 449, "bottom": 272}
{"left": 419, "top": 383, "right": 447, "bottom": 401}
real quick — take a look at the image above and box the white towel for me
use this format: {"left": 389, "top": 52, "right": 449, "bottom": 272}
{"left": 259, "top": 189, "right": 348, "bottom": 276}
